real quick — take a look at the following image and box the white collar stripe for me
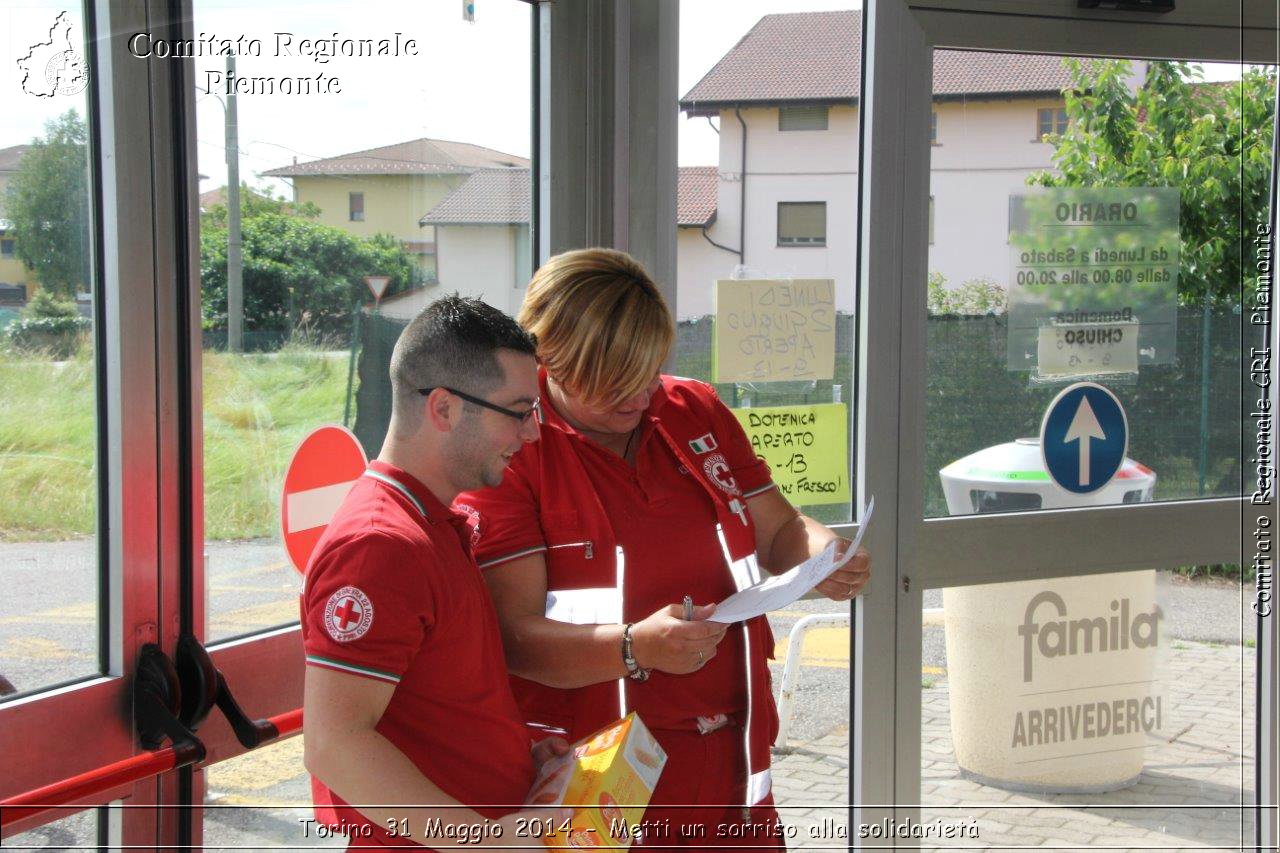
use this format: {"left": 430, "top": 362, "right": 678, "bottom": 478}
{"left": 362, "top": 469, "right": 429, "bottom": 520}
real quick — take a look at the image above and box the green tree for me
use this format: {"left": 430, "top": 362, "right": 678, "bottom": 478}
{"left": 200, "top": 185, "right": 320, "bottom": 228}
{"left": 1030, "top": 59, "right": 1275, "bottom": 305}
{"left": 2, "top": 110, "right": 91, "bottom": 299}
{"left": 200, "top": 189, "right": 422, "bottom": 341}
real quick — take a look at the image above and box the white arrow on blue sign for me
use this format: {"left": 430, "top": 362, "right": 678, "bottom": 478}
{"left": 1039, "top": 382, "right": 1128, "bottom": 494}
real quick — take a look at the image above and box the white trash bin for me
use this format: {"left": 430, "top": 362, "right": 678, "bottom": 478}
{"left": 938, "top": 438, "right": 1163, "bottom": 793}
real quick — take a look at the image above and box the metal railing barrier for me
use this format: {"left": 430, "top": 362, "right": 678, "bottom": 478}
{"left": 774, "top": 613, "right": 851, "bottom": 751}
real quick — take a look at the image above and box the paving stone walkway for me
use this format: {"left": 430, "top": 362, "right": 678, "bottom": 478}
{"left": 770, "top": 641, "right": 1256, "bottom": 851}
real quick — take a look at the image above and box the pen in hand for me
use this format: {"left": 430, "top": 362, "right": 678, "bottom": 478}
{"left": 683, "top": 594, "right": 694, "bottom": 621}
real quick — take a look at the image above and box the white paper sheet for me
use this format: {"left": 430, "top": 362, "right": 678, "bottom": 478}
{"left": 708, "top": 497, "right": 874, "bottom": 624}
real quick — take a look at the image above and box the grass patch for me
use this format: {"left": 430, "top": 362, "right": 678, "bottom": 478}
{"left": 1172, "top": 563, "right": 1252, "bottom": 583}
{"left": 0, "top": 343, "right": 348, "bottom": 541}
{"left": 0, "top": 351, "right": 97, "bottom": 539}
{"left": 201, "top": 345, "right": 348, "bottom": 539}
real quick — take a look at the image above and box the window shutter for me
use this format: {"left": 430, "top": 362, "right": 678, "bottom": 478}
{"left": 779, "top": 105, "right": 829, "bottom": 131}
{"left": 778, "top": 202, "right": 827, "bottom": 245}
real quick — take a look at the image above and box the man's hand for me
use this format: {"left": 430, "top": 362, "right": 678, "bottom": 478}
{"left": 814, "top": 542, "right": 871, "bottom": 602}
{"left": 630, "top": 602, "right": 728, "bottom": 674}
{"left": 531, "top": 736, "right": 570, "bottom": 770}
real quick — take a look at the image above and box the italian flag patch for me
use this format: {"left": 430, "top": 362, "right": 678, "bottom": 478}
{"left": 689, "top": 433, "right": 718, "bottom": 454}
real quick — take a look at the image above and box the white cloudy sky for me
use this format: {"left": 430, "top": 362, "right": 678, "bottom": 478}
{"left": 0, "top": 0, "right": 1258, "bottom": 198}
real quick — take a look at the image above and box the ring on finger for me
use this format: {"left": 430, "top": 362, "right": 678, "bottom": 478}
{"left": 697, "top": 650, "right": 705, "bottom": 665}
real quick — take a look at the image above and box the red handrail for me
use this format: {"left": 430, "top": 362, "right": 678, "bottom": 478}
{"left": 0, "top": 745, "right": 187, "bottom": 829}
{"left": 0, "top": 708, "right": 303, "bottom": 832}
{"left": 270, "top": 708, "right": 304, "bottom": 739}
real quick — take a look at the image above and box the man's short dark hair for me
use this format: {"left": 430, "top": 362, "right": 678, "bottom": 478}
{"left": 389, "top": 295, "right": 537, "bottom": 427}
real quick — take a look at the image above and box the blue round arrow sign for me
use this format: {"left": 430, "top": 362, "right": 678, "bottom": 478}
{"left": 1039, "top": 382, "right": 1128, "bottom": 494}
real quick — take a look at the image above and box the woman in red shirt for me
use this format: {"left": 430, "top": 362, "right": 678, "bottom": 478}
{"left": 456, "top": 248, "right": 870, "bottom": 849}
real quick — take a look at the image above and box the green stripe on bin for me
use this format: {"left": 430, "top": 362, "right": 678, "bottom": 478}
{"left": 965, "top": 468, "right": 1050, "bottom": 481}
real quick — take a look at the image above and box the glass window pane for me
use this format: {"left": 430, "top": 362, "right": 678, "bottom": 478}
{"left": 780, "top": 105, "right": 830, "bottom": 132}
{"left": 677, "top": 5, "right": 860, "bottom": 529}
{"left": 926, "top": 52, "right": 1271, "bottom": 518}
{"left": 195, "top": 1, "right": 532, "bottom": 642}
{"left": 1037, "top": 107, "right": 1053, "bottom": 139}
{"left": 674, "top": 6, "right": 861, "bottom": 844}
{"left": 778, "top": 201, "right": 827, "bottom": 244}
{"left": 5, "top": 807, "right": 99, "bottom": 848}
{"left": 768, "top": 599, "right": 850, "bottom": 844}
{"left": 921, "top": 568, "right": 1255, "bottom": 849}
{"left": 203, "top": 736, "right": 343, "bottom": 848}
{"left": 0, "top": 1, "right": 101, "bottom": 698}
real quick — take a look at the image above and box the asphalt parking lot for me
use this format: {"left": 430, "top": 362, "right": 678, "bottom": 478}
{"left": 1, "top": 537, "right": 1255, "bottom": 849}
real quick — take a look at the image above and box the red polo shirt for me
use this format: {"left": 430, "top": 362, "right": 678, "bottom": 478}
{"left": 458, "top": 376, "right": 774, "bottom": 730}
{"left": 302, "top": 460, "right": 534, "bottom": 844}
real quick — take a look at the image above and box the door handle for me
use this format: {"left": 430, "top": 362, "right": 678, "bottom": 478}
{"left": 175, "top": 634, "right": 282, "bottom": 750}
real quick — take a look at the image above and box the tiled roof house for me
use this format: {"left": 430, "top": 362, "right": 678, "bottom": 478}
{"left": 680, "top": 10, "right": 1078, "bottom": 114}
{"left": 669, "top": 10, "right": 1146, "bottom": 318}
{"left": 419, "top": 169, "right": 531, "bottom": 227}
{"left": 418, "top": 166, "right": 720, "bottom": 229}
{"left": 263, "top": 137, "right": 526, "bottom": 178}
{"left": 0, "top": 145, "right": 35, "bottom": 295}
{"left": 260, "top": 137, "right": 529, "bottom": 281}
{"left": 399, "top": 11, "right": 1147, "bottom": 319}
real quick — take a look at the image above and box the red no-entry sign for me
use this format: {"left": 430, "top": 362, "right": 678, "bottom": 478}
{"left": 280, "top": 424, "right": 368, "bottom": 574}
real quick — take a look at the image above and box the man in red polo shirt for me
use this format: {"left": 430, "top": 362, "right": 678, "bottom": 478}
{"left": 302, "top": 296, "right": 566, "bottom": 849}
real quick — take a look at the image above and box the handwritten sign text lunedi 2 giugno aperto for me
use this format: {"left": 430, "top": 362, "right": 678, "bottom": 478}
{"left": 714, "top": 279, "right": 836, "bottom": 383}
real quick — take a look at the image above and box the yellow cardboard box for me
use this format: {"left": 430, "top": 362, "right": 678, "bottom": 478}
{"left": 525, "top": 712, "right": 667, "bottom": 849}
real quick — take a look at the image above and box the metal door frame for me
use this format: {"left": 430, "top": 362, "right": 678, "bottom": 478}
{"left": 858, "top": 0, "right": 1278, "bottom": 846}
{"left": 0, "top": 0, "right": 193, "bottom": 845}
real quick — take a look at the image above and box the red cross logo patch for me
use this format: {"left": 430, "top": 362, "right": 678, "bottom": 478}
{"left": 455, "top": 501, "right": 482, "bottom": 548}
{"left": 703, "top": 453, "right": 740, "bottom": 496}
{"left": 324, "top": 586, "right": 373, "bottom": 642}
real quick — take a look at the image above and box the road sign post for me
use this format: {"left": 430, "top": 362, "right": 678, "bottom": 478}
{"left": 280, "top": 425, "right": 368, "bottom": 574}
{"left": 363, "top": 275, "right": 391, "bottom": 311}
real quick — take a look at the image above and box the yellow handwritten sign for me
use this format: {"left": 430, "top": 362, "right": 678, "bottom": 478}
{"left": 732, "top": 403, "right": 850, "bottom": 506}
{"left": 714, "top": 279, "right": 836, "bottom": 382}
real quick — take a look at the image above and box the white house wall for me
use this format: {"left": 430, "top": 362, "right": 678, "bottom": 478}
{"left": 435, "top": 224, "right": 522, "bottom": 315}
{"left": 706, "top": 106, "right": 861, "bottom": 315}
{"left": 435, "top": 66, "right": 1150, "bottom": 320}
{"left": 696, "top": 94, "right": 1124, "bottom": 316}
{"left": 928, "top": 97, "right": 1061, "bottom": 289}
{"left": 675, "top": 226, "right": 738, "bottom": 319}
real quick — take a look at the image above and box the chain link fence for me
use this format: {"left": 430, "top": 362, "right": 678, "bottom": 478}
{"left": 351, "top": 306, "right": 1254, "bottom": 523}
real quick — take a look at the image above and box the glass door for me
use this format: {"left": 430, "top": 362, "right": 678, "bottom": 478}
{"left": 178, "top": 1, "right": 536, "bottom": 846}
{"left": 0, "top": 0, "right": 187, "bottom": 846}
{"left": 859, "top": 0, "right": 1276, "bottom": 848}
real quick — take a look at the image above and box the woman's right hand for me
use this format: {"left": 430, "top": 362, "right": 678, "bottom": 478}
{"left": 630, "top": 602, "right": 728, "bottom": 674}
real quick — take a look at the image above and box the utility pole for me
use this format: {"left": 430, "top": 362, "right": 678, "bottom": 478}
{"left": 225, "top": 54, "right": 243, "bottom": 353}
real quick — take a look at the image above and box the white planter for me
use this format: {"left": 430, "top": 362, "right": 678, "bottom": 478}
{"left": 938, "top": 440, "right": 1162, "bottom": 793}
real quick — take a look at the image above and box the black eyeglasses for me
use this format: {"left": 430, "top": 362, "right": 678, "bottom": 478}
{"left": 419, "top": 386, "right": 540, "bottom": 425}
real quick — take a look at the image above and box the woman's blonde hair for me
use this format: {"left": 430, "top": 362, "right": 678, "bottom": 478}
{"left": 518, "top": 248, "right": 674, "bottom": 408}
